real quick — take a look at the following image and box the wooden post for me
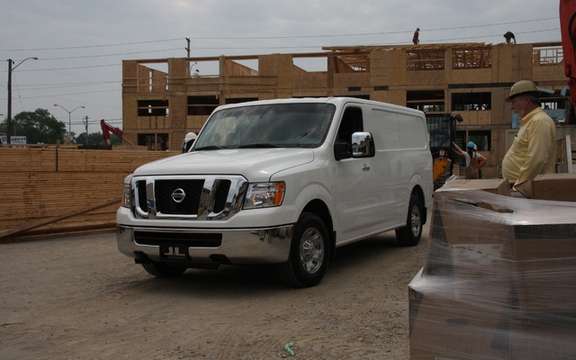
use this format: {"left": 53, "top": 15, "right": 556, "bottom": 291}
{"left": 567, "top": 134, "right": 574, "bottom": 174}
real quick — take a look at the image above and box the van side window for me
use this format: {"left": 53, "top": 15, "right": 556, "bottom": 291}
{"left": 336, "top": 107, "right": 363, "bottom": 145}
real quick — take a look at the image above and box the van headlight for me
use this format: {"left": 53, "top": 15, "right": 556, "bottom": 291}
{"left": 243, "top": 182, "right": 286, "bottom": 209}
{"left": 121, "top": 175, "right": 133, "bottom": 208}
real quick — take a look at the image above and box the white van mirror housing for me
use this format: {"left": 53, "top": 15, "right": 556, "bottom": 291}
{"left": 352, "top": 132, "right": 375, "bottom": 158}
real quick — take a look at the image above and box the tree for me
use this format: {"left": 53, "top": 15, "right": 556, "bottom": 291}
{"left": 75, "top": 132, "right": 122, "bottom": 146}
{"left": 0, "top": 108, "right": 66, "bottom": 144}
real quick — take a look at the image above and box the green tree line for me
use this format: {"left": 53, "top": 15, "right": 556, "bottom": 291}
{"left": 0, "top": 108, "right": 120, "bottom": 145}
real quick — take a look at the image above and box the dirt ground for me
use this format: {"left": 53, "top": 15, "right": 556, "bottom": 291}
{"left": 0, "top": 227, "right": 427, "bottom": 360}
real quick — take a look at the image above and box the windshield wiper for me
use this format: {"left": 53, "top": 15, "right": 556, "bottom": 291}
{"left": 237, "top": 143, "right": 280, "bottom": 148}
{"left": 193, "top": 145, "right": 228, "bottom": 151}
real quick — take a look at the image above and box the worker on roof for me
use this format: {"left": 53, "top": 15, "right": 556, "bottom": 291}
{"left": 504, "top": 31, "right": 516, "bottom": 44}
{"left": 502, "top": 80, "right": 556, "bottom": 196}
{"left": 412, "top": 28, "right": 420, "bottom": 45}
{"left": 453, "top": 141, "right": 487, "bottom": 179}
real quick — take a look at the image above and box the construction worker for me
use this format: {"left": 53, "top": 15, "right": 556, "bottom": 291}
{"left": 453, "top": 141, "right": 487, "bottom": 179}
{"left": 182, "top": 131, "right": 197, "bottom": 152}
{"left": 502, "top": 80, "right": 556, "bottom": 196}
{"left": 413, "top": 28, "right": 420, "bottom": 45}
{"left": 504, "top": 31, "right": 516, "bottom": 44}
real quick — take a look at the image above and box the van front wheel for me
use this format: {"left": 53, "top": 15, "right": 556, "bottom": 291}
{"left": 396, "top": 193, "right": 424, "bottom": 247}
{"left": 281, "top": 213, "right": 329, "bottom": 288}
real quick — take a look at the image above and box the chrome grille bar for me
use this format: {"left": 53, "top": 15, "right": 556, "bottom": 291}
{"left": 132, "top": 175, "right": 248, "bottom": 221}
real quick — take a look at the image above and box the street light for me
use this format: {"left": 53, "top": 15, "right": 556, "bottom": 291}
{"left": 53, "top": 104, "right": 86, "bottom": 135}
{"left": 6, "top": 57, "right": 38, "bottom": 144}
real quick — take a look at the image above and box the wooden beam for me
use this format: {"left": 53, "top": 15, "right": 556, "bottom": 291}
{"left": 127, "top": 51, "right": 381, "bottom": 65}
{"left": 126, "top": 41, "right": 562, "bottom": 65}
{"left": 530, "top": 41, "right": 562, "bottom": 47}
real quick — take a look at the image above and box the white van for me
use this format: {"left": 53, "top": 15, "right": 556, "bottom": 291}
{"left": 117, "top": 98, "right": 432, "bottom": 287}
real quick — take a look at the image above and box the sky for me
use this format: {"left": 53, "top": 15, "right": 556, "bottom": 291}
{"left": 0, "top": 0, "right": 561, "bottom": 135}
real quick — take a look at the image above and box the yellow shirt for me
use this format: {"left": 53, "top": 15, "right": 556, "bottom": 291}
{"left": 502, "top": 107, "right": 556, "bottom": 184}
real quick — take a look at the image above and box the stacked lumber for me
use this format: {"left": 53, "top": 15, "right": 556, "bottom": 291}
{"left": 0, "top": 147, "right": 178, "bottom": 239}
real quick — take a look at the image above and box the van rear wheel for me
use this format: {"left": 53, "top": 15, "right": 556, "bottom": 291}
{"left": 142, "top": 262, "right": 187, "bottom": 278}
{"left": 396, "top": 193, "right": 424, "bottom": 247}
{"left": 281, "top": 213, "right": 329, "bottom": 288}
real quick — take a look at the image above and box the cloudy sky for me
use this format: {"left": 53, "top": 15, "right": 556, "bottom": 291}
{"left": 0, "top": 0, "right": 560, "bottom": 134}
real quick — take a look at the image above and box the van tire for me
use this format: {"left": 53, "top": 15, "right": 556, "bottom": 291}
{"left": 281, "top": 213, "right": 330, "bottom": 288}
{"left": 396, "top": 192, "right": 424, "bottom": 247}
{"left": 142, "top": 262, "right": 187, "bottom": 278}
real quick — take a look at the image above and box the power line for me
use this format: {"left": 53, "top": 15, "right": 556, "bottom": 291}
{"left": 15, "top": 63, "right": 122, "bottom": 72}
{"left": 420, "top": 17, "right": 558, "bottom": 32}
{"left": 38, "top": 48, "right": 183, "bottom": 61}
{"left": 2, "top": 88, "right": 121, "bottom": 100}
{"left": 0, "top": 38, "right": 182, "bottom": 52}
{"left": 184, "top": 17, "right": 559, "bottom": 40}
{"left": 14, "top": 80, "right": 121, "bottom": 89}
{"left": 11, "top": 85, "right": 120, "bottom": 94}
{"left": 100, "top": 28, "right": 563, "bottom": 51}
{"left": 140, "top": 28, "right": 559, "bottom": 51}
{"left": 14, "top": 82, "right": 121, "bottom": 91}
{"left": 0, "top": 17, "right": 557, "bottom": 52}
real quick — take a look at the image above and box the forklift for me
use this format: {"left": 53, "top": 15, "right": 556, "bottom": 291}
{"left": 426, "top": 113, "right": 463, "bottom": 190}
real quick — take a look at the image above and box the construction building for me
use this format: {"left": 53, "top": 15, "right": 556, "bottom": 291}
{"left": 122, "top": 41, "right": 572, "bottom": 177}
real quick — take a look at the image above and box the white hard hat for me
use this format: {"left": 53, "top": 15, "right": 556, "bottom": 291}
{"left": 184, "top": 132, "right": 197, "bottom": 142}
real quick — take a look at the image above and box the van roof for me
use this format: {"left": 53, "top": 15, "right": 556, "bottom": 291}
{"left": 216, "top": 97, "right": 425, "bottom": 117}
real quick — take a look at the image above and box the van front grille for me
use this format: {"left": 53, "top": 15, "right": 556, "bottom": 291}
{"left": 155, "top": 179, "right": 204, "bottom": 215}
{"left": 132, "top": 175, "right": 247, "bottom": 221}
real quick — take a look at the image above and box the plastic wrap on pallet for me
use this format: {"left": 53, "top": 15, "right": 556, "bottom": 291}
{"left": 409, "top": 180, "right": 576, "bottom": 360}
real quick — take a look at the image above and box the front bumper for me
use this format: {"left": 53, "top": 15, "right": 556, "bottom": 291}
{"left": 117, "top": 224, "right": 294, "bottom": 265}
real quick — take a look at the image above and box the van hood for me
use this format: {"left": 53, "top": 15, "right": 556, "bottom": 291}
{"left": 133, "top": 148, "right": 314, "bottom": 181}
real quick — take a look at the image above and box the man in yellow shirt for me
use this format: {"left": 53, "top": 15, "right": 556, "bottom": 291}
{"left": 502, "top": 80, "right": 556, "bottom": 195}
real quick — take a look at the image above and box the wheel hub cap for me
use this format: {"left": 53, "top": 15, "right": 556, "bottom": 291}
{"left": 411, "top": 205, "right": 422, "bottom": 237}
{"left": 299, "top": 228, "right": 324, "bottom": 274}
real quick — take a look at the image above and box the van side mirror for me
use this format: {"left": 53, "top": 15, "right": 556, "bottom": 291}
{"left": 351, "top": 132, "right": 375, "bottom": 158}
{"left": 182, "top": 139, "right": 195, "bottom": 153}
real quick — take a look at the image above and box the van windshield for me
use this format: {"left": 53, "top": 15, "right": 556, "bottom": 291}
{"left": 193, "top": 103, "right": 336, "bottom": 150}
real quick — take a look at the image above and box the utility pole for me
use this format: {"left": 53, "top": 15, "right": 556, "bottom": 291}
{"left": 84, "top": 115, "right": 89, "bottom": 145}
{"left": 184, "top": 37, "right": 200, "bottom": 77}
{"left": 7, "top": 59, "right": 12, "bottom": 144}
{"left": 6, "top": 57, "right": 38, "bottom": 144}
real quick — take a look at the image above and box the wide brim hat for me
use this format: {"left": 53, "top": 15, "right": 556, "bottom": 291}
{"left": 506, "top": 80, "right": 547, "bottom": 101}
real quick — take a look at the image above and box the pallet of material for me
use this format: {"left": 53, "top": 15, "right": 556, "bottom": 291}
{"left": 410, "top": 175, "right": 576, "bottom": 360}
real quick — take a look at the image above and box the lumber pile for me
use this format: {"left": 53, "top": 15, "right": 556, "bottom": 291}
{"left": 0, "top": 147, "right": 178, "bottom": 239}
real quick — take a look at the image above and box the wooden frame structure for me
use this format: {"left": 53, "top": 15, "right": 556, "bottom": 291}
{"left": 122, "top": 41, "right": 572, "bottom": 178}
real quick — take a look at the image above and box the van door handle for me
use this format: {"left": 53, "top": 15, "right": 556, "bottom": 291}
{"left": 362, "top": 164, "right": 371, "bottom": 171}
